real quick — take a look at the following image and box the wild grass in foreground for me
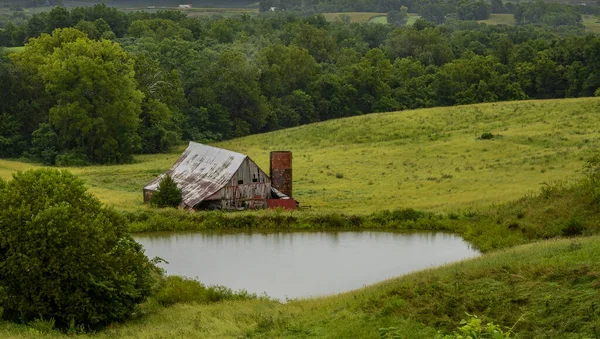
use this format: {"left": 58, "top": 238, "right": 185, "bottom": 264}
{"left": 0, "top": 236, "right": 598, "bottom": 338}
{"left": 2, "top": 98, "right": 600, "bottom": 214}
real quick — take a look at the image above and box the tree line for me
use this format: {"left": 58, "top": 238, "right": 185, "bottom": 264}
{"left": 1, "top": 4, "right": 600, "bottom": 164}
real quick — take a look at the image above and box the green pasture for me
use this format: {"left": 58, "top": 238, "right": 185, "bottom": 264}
{"left": 3, "top": 46, "right": 25, "bottom": 52}
{"left": 3, "top": 98, "right": 600, "bottom": 214}
{"left": 583, "top": 15, "right": 600, "bottom": 33}
{"left": 480, "top": 13, "right": 600, "bottom": 33}
{"left": 118, "top": 7, "right": 258, "bottom": 16}
{"left": 367, "top": 13, "right": 419, "bottom": 25}
{"left": 478, "top": 13, "right": 516, "bottom": 25}
{"left": 1, "top": 235, "right": 598, "bottom": 338}
{"left": 219, "top": 98, "right": 600, "bottom": 213}
{"left": 322, "top": 12, "right": 386, "bottom": 23}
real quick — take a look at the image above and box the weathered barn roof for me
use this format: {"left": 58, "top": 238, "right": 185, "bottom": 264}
{"left": 144, "top": 141, "right": 247, "bottom": 207}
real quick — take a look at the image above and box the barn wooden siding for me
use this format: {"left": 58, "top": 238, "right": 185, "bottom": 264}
{"left": 203, "top": 158, "right": 271, "bottom": 210}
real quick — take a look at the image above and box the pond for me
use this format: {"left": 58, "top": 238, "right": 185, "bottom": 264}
{"left": 135, "top": 231, "right": 479, "bottom": 300}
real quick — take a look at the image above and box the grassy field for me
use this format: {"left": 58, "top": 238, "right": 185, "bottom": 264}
{"left": 480, "top": 13, "right": 600, "bottom": 33}
{"left": 322, "top": 12, "right": 386, "bottom": 23}
{"left": 368, "top": 13, "right": 420, "bottom": 25}
{"left": 3, "top": 98, "right": 600, "bottom": 214}
{"left": 478, "top": 13, "right": 516, "bottom": 25}
{"left": 219, "top": 98, "right": 600, "bottom": 213}
{"left": 3, "top": 46, "right": 25, "bottom": 52}
{"left": 0, "top": 235, "right": 598, "bottom": 338}
{"left": 583, "top": 15, "right": 600, "bottom": 33}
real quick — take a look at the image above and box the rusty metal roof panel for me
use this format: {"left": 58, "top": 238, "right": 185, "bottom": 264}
{"left": 144, "top": 141, "right": 247, "bottom": 207}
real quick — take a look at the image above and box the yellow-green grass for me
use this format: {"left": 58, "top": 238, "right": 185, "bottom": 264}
{"left": 1, "top": 235, "right": 598, "bottom": 338}
{"left": 322, "top": 12, "right": 386, "bottom": 23}
{"left": 369, "top": 15, "right": 387, "bottom": 24}
{"left": 478, "top": 13, "right": 516, "bottom": 25}
{"left": 368, "top": 13, "right": 420, "bottom": 25}
{"left": 0, "top": 152, "right": 184, "bottom": 212}
{"left": 218, "top": 98, "right": 600, "bottom": 213}
{"left": 3, "top": 98, "right": 600, "bottom": 214}
{"left": 583, "top": 15, "right": 600, "bottom": 33}
{"left": 3, "top": 46, "right": 25, "bottom": 53}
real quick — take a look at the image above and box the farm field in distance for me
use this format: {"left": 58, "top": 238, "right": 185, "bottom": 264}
{"left": 320, "top": 12, "right": 420, "bottom": 25}
{"left": 2, "top": 97, "right": 600, "bottom": 214}
{"left": 480, "top": 13, "right": 600, "bottom": 33}
{"left": 322, "top": 12, "right": 386, "bottom": 23}
{"left": 477, "top": 13, "right": 516, "bottom": 25}
{"left": 583, "top": 14, "right": 600, "bottom": 33}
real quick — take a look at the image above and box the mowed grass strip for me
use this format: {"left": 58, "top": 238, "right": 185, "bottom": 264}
{"left": 2, "top": 98, "right": 600, "bottom": 213}
{"left": 367, "top": 13, "right": 420, "bottom": 25}
{"left": 2, "top": 235, "right": 597, "bottom": 338}
{"left": 322, "top": 12, "right": 386, "bottom": 22}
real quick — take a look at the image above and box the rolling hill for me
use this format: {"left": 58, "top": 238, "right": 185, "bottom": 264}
{"left": 2, "top": 98, "right": 600, "bottom": 213}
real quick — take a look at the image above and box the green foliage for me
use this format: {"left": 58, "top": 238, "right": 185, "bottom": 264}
{"left": 0, "top": 169, "right": 156, "bottom": 330}
{"left": 562, "top": 218, "right": 585, "bottom": 236}
{"left": 479, "top": 132, "right": 494, "bottom": 140}
{"left": 387, "top": 7, "right": 408, "bottom": 27}
{"left": 153, "top": 276, "right": 256, "bottom": 306}
{"left": 28, "top": 123, "right": 58, "bottom": 165}
{"left": 12, "top": 28, "right": 143, "bottom": 164}
{"left": 379, "top": 327, "right": 402, "bottom": 338}
{"left": 0, "top": 113, "right": 24, "bottom": 158}
{"left": 435, "top": 314, "right": 514, "bottom": 338}
{"left": 150, "top": 174, "right": 182, "bottom": 208}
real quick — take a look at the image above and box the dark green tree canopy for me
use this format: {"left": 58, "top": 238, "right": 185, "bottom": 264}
{"left": 11, "top": 28, "right": 143, "bottom": 164}
{"left": 0, "top": 169, "right": 156, "bottom": 329}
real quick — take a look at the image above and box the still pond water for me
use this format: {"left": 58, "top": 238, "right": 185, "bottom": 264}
{"left": 135, "top": 231, "right": 479, "bottom": 300}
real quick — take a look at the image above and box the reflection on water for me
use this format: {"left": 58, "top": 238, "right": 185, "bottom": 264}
{"left": 135, "top": 231, "right": 479, "bottom": 300}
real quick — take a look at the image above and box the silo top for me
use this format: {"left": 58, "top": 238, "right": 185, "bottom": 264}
{"left": 270, "top": 151, "right": 292, "bottom": 168}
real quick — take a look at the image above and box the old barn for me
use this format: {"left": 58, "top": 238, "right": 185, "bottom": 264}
{"left": 143, "top": 142, "right": 295, "bottom": 210}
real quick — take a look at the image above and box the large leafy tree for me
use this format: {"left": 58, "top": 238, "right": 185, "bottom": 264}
{"left": 12, "top": 28, "right": 143, "bottom": 164}
{"left": 0, "top": 169, "right": 156, "bottom": 329}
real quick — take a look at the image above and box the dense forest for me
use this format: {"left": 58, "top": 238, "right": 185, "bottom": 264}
{"left": 0, "top": 2, "right": 600, "bottom": 164}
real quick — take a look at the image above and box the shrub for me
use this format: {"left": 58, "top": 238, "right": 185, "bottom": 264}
{"left": 54, "top": 150, "right": 90, "bottom": 167}
{"left": 0, "top": 169, "right": 156, "bottom": 330}
{"left": 562, "top": 218, "right": 585, "bottom": 236}
{"left": 479, "top": 132, "right": 494, "bottom": 140}
{"left": 150, "top": 174, "right": 182, "bottom": 208}
{"left": 154, "top": 276, "right": 255, "bottom": 306}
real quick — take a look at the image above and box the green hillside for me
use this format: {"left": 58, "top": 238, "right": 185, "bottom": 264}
{"left": 2, "top": 98, "right": 600, "bottom": 214}
{"left": 218, "top": 98, "right": 600, "bottom": 213}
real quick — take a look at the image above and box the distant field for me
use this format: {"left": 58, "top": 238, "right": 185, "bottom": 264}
{"left": 583, "top": 14, "right": 600, "bottom": 33}
{"left": 2, "top": 98, "right": 600, "bottom": 214}
{"left": 322, "top": 12, "right": 386, "bottom": 23}
{"left": 119, "top": 7, "right": 258, "bottom": 16}
{"left": 3, "top": 46, "right": 25, "bottom": 52}
{"left": 478, "top": 13, "right": 515, "bottom": 25}
{"left": 480, "top": 13, "right": 600, "bottom": 33}
{"left": 369, "top": 15, "right": 387, "bottom": 24}
{"left": 367, "top": 13, "right": 419, "bottom": 25}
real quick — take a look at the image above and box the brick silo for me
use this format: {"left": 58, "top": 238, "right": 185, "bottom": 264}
{"left": 270, "top": 151, "right": 293, "bottom": 198}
